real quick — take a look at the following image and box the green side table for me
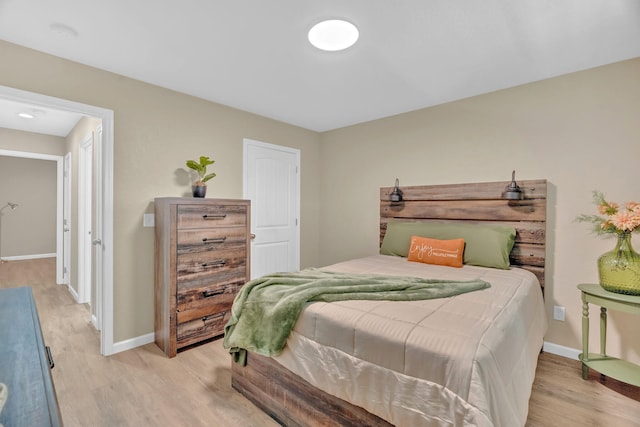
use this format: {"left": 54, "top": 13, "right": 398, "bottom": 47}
{"left": 578, "top": 283, "right": 640, "bottom": 387}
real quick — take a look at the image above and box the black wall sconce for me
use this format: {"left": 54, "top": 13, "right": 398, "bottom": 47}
{"left": 390, "top": 178, "right": 403, "bottom": 203}
{"left": 501, "top": 170, "right": 524, "bottom": 200}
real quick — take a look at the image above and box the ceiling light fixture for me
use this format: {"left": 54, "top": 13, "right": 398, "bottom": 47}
{"left": 17, "top": 108, "right": 45, "bottom": 119}
{"left": 308, "top": 19, "right": 359, "bottom": 51}
{"left": 50, "top": 22, "right": 79, "bottom": 39}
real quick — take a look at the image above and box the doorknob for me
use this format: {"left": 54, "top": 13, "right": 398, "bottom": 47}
{"left": 92, "top": 239, "right": 102, "bottom": 246}
{"left": 250, "top": 233, "right": 256, "bottom": 240}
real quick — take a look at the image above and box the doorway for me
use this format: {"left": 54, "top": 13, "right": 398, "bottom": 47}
{"left": 0, "top": 85, "right": 115, "bottom": 355}
{"left": 243, "top": 138, "right": 300, "bottom": 279}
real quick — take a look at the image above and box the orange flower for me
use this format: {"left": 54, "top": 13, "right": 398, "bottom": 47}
{"left": 610, "top": 211, "right": 640, "bottom": 232}
{"left": 577, "top": 191, "right": 640, "bottom": 236}
{"left": 598, "top": 201, "right": 618, "bottom": 215}
{"left": 626, "top": 202, "right": 640, "bottom": 213}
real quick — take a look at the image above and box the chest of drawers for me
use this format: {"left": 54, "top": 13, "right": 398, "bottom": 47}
{"left": 154, "top": 197, "right": 251, "bottom": 357}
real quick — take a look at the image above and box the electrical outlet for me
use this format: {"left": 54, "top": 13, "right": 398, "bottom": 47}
{"left": 553, "top": 305, "right": 565, "bottom": 321}
{"left": 143, "top": 213, "right": 155, "bottom": 227}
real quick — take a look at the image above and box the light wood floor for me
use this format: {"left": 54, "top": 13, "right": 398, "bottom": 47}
{"left": 1, "top": 258, "right": 639, "bottom": 426}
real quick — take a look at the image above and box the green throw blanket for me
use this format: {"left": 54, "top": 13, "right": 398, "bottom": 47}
{"left": 223, "top": 269, "right": 490, "bottom": 364}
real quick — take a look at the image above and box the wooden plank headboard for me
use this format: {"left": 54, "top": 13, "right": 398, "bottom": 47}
{"left": 380, "top": 179, "right": 547, "bottom": 288}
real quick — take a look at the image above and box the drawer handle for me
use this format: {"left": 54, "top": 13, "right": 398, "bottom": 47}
{"left": 202, "top": 237, "right": 227, "bottom": 244}
{"left": 202, "top": 312, "right": 225, "bottom": 323}
{"left": 202, "top": 214, "right": 227, "bottom": 220}
{"left": 201, "top": 259, "right": 226, "bottom": 268}
{"left": 45, "top": 345, "right": 55, "bottom": 369}
{"left": 203, "top": 289, "right": 225, "bottom": 298}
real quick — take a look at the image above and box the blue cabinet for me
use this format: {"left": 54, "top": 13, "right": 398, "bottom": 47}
{"left": 0, "top": 287, "right": 62, "bottom": 426}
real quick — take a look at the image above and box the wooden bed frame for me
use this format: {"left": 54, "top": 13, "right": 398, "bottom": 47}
{"left": 231, "top": 178, "right": 547, "bottom": 426}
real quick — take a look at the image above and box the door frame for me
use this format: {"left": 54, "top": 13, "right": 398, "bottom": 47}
{"left": 77, "top": 133, "right": 93, "bottom": 305}
{"left": 0, "top": 85, "right": 115, "bottom": 356}
{"left": 63, "top": 152, "right": 71, "bottom": 285}
{"left": 93, "top": 125, "right": 103, "bottom": 332}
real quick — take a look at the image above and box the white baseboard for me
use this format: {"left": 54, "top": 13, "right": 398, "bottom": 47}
{"left": 65, "top": 283, "right": 79, "bottom": 302}
{"left": 543, "top": 341, "right": 580, "bottom": 360}
{"left": 111, "top": 332, "right": 155, "bottom": 354}
{"left": 91, "top": 314, "right": 100, "bottom": 331}
{"left": 0, "top": 253, "right": 56, "bottom": 261}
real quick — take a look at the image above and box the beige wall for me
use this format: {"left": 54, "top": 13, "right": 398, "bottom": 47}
{"left": 0, "top": 128, "right": 64, "bottom": 257}
{"left": 0, "top": 40, "right": 322, "bottom": 342}
{"left": 320, "top": 58, "right": 640, "bottom": 363}
{"left": 0, "top": 155, "right": 57, "bottom": 257}
{"left": 0, "top": 126, "right": 66, "bottom": 156}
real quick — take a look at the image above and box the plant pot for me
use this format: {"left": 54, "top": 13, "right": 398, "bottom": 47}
{"left": 598, "top": 232, "right": 640, "bottom": 295}
{"left": 192, "top": 185, "right": 207, "bottom": 198}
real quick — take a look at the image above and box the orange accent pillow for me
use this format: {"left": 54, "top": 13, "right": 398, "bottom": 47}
{"left": 407, "top": 236, "right": 465, "bottom": 268}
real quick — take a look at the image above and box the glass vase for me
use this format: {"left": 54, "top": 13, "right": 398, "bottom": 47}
{"left": 597, "top": 232, "right": 640, "bottom": 295}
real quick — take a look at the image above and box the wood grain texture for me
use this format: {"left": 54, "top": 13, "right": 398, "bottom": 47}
{"left": 176, "top": 203, "right": 247, "bottom": 229}
{"left": 380, "top": 179, "right": 547, "bottom": 287}
{"left": 380, "top": 179, "right": 548, "bottom": 201}
{"left": 232, "top": 353, "right": 393, "bottom": 427}
{"left": 381, "top": 199, "right": 546, "bottom": 221}
{"left": 155, "top": 197, "right": 250, "bottom": 357}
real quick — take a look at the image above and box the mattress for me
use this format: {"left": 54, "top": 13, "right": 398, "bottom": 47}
{"left": 272, "top": 254, "right": 547, "bottom": 426}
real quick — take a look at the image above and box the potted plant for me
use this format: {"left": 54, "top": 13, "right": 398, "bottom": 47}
{"left": 186, "top": 155, "right": 216, "bottom": 198}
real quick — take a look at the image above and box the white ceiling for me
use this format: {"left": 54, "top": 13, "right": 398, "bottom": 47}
{"left": 0, "top": 97, "right": 84, "bottom": 137}
{"left": 1, "top": 0, "right": 640, "bottom": 135}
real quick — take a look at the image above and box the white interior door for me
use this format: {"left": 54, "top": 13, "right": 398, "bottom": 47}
{"left": 243, "top": 139, "right": 300, "bottom": 279}
{"left": 78, "top": 134, "right": 93, "bottom": 305}
{"left": 93, "top": 126, "right": 103, "bottom": 331}
{"left": 62, "top": 152, "right": 72, "bottom": 285}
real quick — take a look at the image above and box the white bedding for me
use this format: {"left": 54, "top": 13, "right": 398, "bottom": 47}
{"left": 272, "top": 255, "right": 547, "bottom": 426}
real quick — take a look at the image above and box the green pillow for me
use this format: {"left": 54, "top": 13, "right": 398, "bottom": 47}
{"left": 380, "top": 221, "right": 516, "bottom": 269}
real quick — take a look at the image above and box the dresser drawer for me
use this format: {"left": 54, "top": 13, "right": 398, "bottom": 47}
{"left": 177, "top": 204, "right": 247, "bottom": 229}
{"left": 176, "top": 306, "right": 230, "bottom": 347}
{"left": 176, "top": 247, "right": 246, "bottom": 285}
{"left": 177, "top": 278, "right": 244, "bottom": 312}
{"left": 177, "top": 227, "right": 246, "bottom": 256}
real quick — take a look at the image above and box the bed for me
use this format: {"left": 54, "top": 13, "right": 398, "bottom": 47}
{"left": 229, "top": 179, "right": 547, "bottom": 426}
